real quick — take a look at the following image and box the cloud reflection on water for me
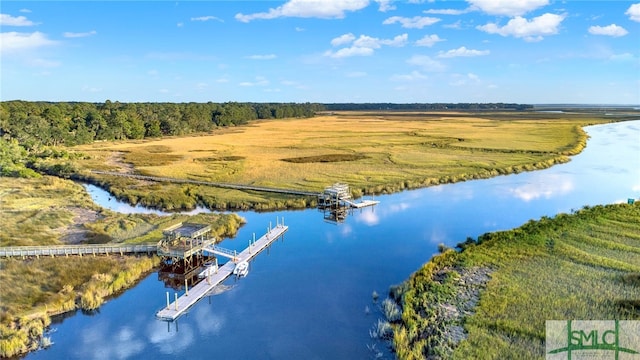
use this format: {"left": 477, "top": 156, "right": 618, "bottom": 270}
{"left": 147, "top": 319, "right": 195, "bottom": 355}
{"left": 75, "top": 322, "right": 145, "bottom": 360}
{"left": 507, "top": 173, "right": 574, "bottom": 202}
{"left": 354, "top": 202, "right": 411, "bottom": 226}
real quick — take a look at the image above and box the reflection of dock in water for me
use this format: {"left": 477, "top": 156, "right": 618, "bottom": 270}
{"left": 318, "top": 183, "right": 379, "bottom": 223}
{"left": 156, "top": 220, "right": 288, "bottom": 321}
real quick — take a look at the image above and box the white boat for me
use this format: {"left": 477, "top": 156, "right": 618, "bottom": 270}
{"left": 233, "top": 261, "right": 249, "bottom": 277}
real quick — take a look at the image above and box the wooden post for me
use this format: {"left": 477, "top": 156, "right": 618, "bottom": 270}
{"left": 185, "top": 279, "right": 188, "bottom": 296}
{"left": 175, "top": 293, "right": 178, "bottom": 310}
{"left": 215, "top": 257, "right": 218, "bottom": 273}
{"left": 166, "top": 292, "right": 170, "bottom": 309}
{"left": 253, "top": 233, "right": 256, "bottom": 245}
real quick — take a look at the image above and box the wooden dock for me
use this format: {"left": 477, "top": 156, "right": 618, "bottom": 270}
{"left": 92, "top": 171, "right": 318, "bottom": 197}
{"left": 0, "top": 243, "right": 157, "bottom": 258}
{"left": 342, "top": 198, "right": 380, "bottom": 209}
{"left": 156, "top": 223, "right": 288, "bottom": 321}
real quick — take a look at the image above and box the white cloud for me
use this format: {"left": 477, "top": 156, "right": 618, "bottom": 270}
{"left": 588, "top": 24, "right": 628, "bottom": 37}
{"left": 438, "top": 46, "right": 489, "bottom": 58}
{"left": 19, "top": 9, "right": 32, "bottom": 13}
{"left": 424, "top": 8, "right": 471, "bottom": 15}
{"left": 609, "top": 53, "right": 635, "bottom": 62}
{"left": 325, "top": 33, "right": 407, "bottom": 58}
{"left": 375, "top": 0, "right": 395, "bottom": 12}
{"left": 239, "top": 76, "right": 269, "bottom": 86}
{"left": 406, "top": 55, "right": 446, "bottom": 72}
{"left": 353, "top": 33, "right": 408, "bottom": 48}
{"left": 0, "top": 13, "right": 38, "bottom": 26}
{"left": 235, "top": 0, "right": 369, "bottom": 22}
{"left": 191, "top": 15, "right": 223, "bottom": 22}
{"left": 444, "top": 20, "right": 462, "bottom": 29}
{"left": 415, "top": 34, "right": 445, "bottom": 47}
{"left": 626, "top": 3, "right": 640, "bottom": 22}
{"left": 0, "top": 31, "right": 57, "bottom": 53}
{"left": 382, "top": 15, "right": 440, "bottom": 29}
{"left": 330, "top": 33, "right": 356, "bottom": 46}
{"left": 477, "top": 13, "right": 565, "bottom": 42}
{"left": 324, "top": 46, "right": 374, "bottom": 58}
{"left": 245, "top": 54, "right": 277, "bottom": 60}
{"left": 467, "top": 0, "right": 549, "bottom": 16}
{"left": 450, "top": 72, "right": 480, "bottom": 86}
{"left": 390, "top": 70, "right": 428, "bottom": 81}
{"left": 63, "top": 30, "right": 97, "bottom": 38}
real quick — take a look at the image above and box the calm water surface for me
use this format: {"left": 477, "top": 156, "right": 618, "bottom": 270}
{"left": 27, "top": 121, "right": 639, "bottom": 360}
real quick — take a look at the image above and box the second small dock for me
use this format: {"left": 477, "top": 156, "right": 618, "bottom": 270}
{"left": 156, "top": 221, "right": 288, "bottom": 321}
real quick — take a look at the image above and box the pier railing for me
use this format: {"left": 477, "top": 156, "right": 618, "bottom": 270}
{"left": 0, "top": 243, "right": 158, "bottom": 258}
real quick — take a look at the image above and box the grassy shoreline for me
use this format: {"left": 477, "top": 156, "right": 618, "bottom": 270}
{"left": 0, "top": 176, "right": 245, "bottom": 358}
{"left": 389, "top": 202, "right": 640, "bottom": 359}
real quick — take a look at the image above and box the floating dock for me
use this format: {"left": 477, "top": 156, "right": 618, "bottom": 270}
{"left": 156, "top": 222, "right": 288, "bottom": 321}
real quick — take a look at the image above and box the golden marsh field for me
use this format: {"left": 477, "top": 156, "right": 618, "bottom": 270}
{"left": 73, "top": 111, "right": 610, "bottom": 210}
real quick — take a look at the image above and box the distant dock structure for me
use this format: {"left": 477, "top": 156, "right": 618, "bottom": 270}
{"left": 318, "top": 183, "right": 379, "bottom": 223}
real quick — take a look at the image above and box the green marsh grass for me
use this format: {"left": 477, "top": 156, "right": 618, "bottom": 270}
{"left": 392, "top": 203, "right": 640, "bottom": 359}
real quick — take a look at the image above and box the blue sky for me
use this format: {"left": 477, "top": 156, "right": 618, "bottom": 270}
{"left": 1, "top": 0, "right": 639, "bottom": 104}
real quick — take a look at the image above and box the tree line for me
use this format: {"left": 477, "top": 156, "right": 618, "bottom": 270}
{"left": 323, "top": 103, "right": 533, "bottom": 111}
{"left": 0, "top": 101, "right": 324, "bottom": 147}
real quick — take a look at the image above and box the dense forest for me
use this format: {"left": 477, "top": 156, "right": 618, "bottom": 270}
{"left": 0, "top": 101, "right": 323, "bottom": 147}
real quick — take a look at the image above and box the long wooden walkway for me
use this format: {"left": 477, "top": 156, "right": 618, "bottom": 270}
{"left": 91, "top": 171, "right": 318, "bottom": 197}
{"left": 0, "top": 243, "right": 157, "bottom": 258}
{"left": 156, "top": 223, "right": 288, "bottom": 321}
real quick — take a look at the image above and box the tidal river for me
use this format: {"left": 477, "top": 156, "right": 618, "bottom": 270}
{"left": 26, "top": 121, "right": 639, "bottom": 360}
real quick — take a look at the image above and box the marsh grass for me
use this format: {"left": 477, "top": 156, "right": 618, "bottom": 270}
{"left": 281, "top": 153, "right": 368, "bottom": 163}
{"left": 71, "top": 112, "right": 613, "bottom": 210}
{"left": 0, "top": 175, "right": 245, "bottom": 357}
{"left": 392, "top": 203, "right": 640, "bottom": 360}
